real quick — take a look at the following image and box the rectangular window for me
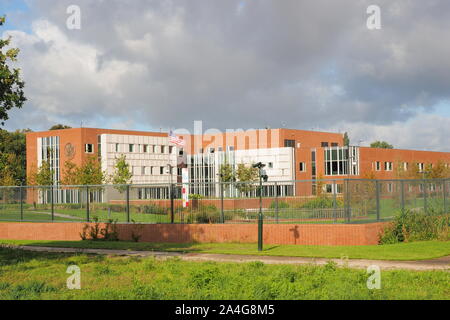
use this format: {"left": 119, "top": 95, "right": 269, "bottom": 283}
{"left": 208, "top": 147, "right": 215, "bottom": 153}
{"left": 321, "top": 142, "right": 329, "bottom": 147}
{"left": 129, "top": 144, "right": 134, "bottom": 152}
{"left": 169, "top": 146, "right": 174, "bottom": 154}
{"left": 227, "top": 146, "right": 234, "bottom": 151}
{"left": 324, "top": 147, "right": 349, "bottom": 176}
{"left": 268, "top": 162, "right": 273, "bottom": 169}
{"left": 299, "top": 162, "right": 306, "bottom": 172}
{"left": 161, "top": 146, "right": 165, "bottom": 154}
{"left": 403, "top": 162, "right": 409, "bottom": 171}
{"left": 375, "top": 161, "right": 381, "bottom": 171}
{"left": 388, "top": 183, "right": 393, "bottom": 193}
{"left": 160, "top": 167, "right": 164, "bottom": 175}
{"left": 85, "top": 144, "right": 94, "bottom": 153}
{"left": 141, "top": 167, "right": 146, "bottom": 175}
{"left": 331, "top": 142, "right": 338, "bottom": 147}
{"left": 418, "top": 163, "right": 425, "bottom": 172}
{"left": 115, "top": 143, "right": 119, "bottom": 152}
{"left": 284, "top": 139, "right": 295, "bottom": 148}
{"left": 385, "top": 162, "right": 393, "bottom": 171}
{"left": 218, "top": 147, "right": 223, "bottom": 152}
{"left": 143, "top": 145, "right": 148, "bottom": 153}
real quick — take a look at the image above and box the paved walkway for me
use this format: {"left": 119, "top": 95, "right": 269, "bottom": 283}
{"left": 15, "top": 245, "right": 450, "bottom": 271}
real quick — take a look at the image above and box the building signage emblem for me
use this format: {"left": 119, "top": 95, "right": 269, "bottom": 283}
{"left": 65, "top": 143, "right": 75, "bottom": 160}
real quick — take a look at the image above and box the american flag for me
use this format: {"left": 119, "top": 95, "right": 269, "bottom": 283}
{"left": 169, "top": 130, "right": 185, "bottom": 147}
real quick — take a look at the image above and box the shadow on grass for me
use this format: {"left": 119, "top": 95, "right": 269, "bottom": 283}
{"left": 0, "top": 246, "right": 105, "bottom": 267}
{"left": 13, "top": 240, "right": 208, "bottom": 253}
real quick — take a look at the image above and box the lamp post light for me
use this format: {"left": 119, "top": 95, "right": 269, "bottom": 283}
{"left": 253, "top": 162, "right": 268, "bottom": 251}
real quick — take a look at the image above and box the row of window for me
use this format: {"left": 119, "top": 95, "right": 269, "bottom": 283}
{"left": 373, "top": 162, "right": 450, "bottom": 172}
{"left": 373, "top": 161, "right": 394, "bottom": 171}
{"left": 85, "top": 143, "right": 177, "bottom": 155}
{"left": 131, "top": 166, "right": 179, "bottom": 176}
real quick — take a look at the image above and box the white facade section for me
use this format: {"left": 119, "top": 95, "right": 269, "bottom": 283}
{"left": 233, "top": 147, "right": 295, "bottom": 182}
{"left": 187, "top": 147, "right": 295, "bottom": 197}
{"left": 100, "top": 134, "right": 177, "bottom": 185}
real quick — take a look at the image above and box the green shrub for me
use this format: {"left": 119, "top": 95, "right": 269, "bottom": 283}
{"left": 186, "top": 205, "right": 220, "bottom": 223}
{"left": 269, "top": 201, "right": 289, "bottom": 209}
{"left": 379, "top": 210, "right": 450, "bottom": 244}
{"left": 295, "top": 197, "right": 340, "bottom": 209}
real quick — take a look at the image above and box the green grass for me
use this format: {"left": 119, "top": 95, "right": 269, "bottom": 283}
{"left": 0, "top": 247, "right": 448, "bottom": 300}
{"left": 2, "top": 239, "right": 449, "bottom": 261}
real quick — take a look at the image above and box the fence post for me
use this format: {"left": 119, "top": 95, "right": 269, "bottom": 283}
{"left": 275, "top": 182, "right": 279, "bottom": 224}
{"left": 444, "top": 179, "right": 447, "bottom": 214}
{"left": 126, "top": 185, "right": 130, "bottom": 223}
{"left": 375, "top": 180, "right": 380, "bottom": 221}
{"left": 220, "top": 182, "right": 225, "bottom": 223}
{"left": 423, "top": 180, "right": 428, "bottom": 214}
{"left": 50, "top": 185, "right": 54, "bottom": 222}
{"left": 86, "top": 186, "right": 90, "bottom": 222}
{"left": 170, "top": 183, "right": 174, "bottom": 224}
{"left": 344, "top": 179, "right": 351, "bottom": 223}
{"left": 333, "top": 180, "right": 337, "bottom": 223}
{"left": 20, "top": 185, "right": 24, "bottom": 221}
{"left": 400, "top": 180, "right": 405, "bottom": 214}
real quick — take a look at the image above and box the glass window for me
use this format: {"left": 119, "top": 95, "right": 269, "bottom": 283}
{"left": 284, "top": 139, "right": 295, "bottom": 148}
{"left": 85, "top": 144, "right": 94, "bottom": 153}
{"left": 129, "top": 144, "right": 134, "bottom": 152}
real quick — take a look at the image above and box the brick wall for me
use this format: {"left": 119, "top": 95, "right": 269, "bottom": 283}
{"left": 0, "top": 222, "right": 388, "bottom": 246}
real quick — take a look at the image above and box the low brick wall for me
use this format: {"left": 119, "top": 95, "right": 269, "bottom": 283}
{"left": 0, "top": 222, "right": 389, "bottom": 246}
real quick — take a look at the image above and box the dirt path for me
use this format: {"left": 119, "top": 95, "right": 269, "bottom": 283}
{"left": 31, "top": 211, "right": 83, "bottom": 220}
{"left": 15, "top": 245, "right": 450, "bottom": 271}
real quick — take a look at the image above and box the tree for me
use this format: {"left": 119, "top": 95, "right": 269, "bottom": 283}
{"left": 370, "top": 141, "right": 394, "bottom": 149}
{"left": 235, "top": 163, "right": 259, "bottom": 194}
{"left": 427, "top": 162, "right": 450, "bottom": 179}
{"left": 218, "top": 161, "right": 235, "bottom": 183}
{"left": 0, "top": 16, "right": 26, "bottom": 125}
{"left": 109, "top": 155, "right": 133, "bottom": 192}
{"left": 61, "top": 160, "right": 79, "bottom": 185}
{"left": 49, "top": 124, "right": 72, "bottom": 130}
{"left": 75, "top": 156, "right": 106, "bottom": 185}
{"left": 343, "top": 132, "right": 350, "bottom": 147}
{"left": 29, "top": 161, "right": 54, "bottom": 186}
{"left": 0, "top": 129, "right": 29, "bottom": 183}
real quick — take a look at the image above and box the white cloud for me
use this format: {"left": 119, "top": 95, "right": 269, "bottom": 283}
{"left": 1, "top": 0, "right": 449, "bottom": 152}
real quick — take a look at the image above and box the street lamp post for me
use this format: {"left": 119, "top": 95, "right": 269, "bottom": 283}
{"left": 253, "top": 162, "right": 268, "bottom": 251}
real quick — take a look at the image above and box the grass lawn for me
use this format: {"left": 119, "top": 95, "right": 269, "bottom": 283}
{"left": 1, "top": 239, "right": 449, "bottom": 261}
{"left": 0, "top": 247, "right": 448, "bottom": 300}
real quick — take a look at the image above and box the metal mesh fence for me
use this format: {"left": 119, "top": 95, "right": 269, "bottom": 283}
{"left": 0, "top": 178, "right": 448, "bottom": 224}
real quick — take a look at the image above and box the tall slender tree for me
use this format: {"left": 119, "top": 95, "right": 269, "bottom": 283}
{"left": 0, "top": 16, "right": 26, "bottom": 125}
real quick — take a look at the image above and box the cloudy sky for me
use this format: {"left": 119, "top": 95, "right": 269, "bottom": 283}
{"left": 2, "top": 0, "right": 450, "bottom": 151}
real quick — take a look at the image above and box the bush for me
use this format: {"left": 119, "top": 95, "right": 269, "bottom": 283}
{"left": 79, "top": 218, "right": 119, "bottom": 241}
{"left": 269, "top": 201, "right": 289, "bottom": 209}
{"left": 379, "top": 210, "right": 450, "bottom": 244}
{"left": 186, "top": 205, "right": 220, "bottom": 223}
{"left": 295, "top": 196, "right": 343, "bottom": 209}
